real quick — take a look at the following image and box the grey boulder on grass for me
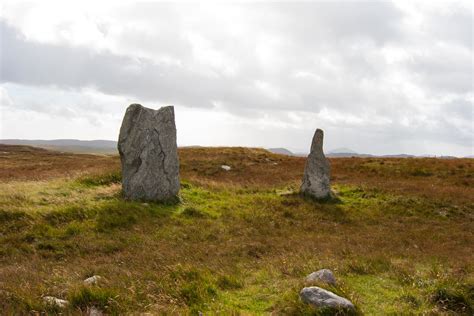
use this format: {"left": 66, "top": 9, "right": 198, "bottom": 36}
{"left": 300, "top": 286, "right": 354, "bottom": 310}
{"left": 301, "top": 129, "right": 331, "bottom": 199}
{"left": 118, "top": 104, "right": 180, "bottom": 202}
{"left": 305, "top": 269, "right": 337, "bottom": 285}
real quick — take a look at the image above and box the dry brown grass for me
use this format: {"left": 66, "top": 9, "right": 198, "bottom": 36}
{"left": 0, "top": 145, "right": 473, "bottom": 315}
{"left": 0, "top": 145, "right": 119, "bottom": 181}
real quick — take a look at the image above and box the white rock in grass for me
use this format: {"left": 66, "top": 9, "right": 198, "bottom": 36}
{"left": 221, "top": 165, "right": 231, "bottom": 171}
{"left": 84, "top": 275, "right": 101, "bottom": 285}
{"left": 43, "top": 296, "right": 69, "bottom": 308}
{"left": 305, "top": 269, "right": 336, "bottom": 285}
{"left": 300, "top": 287, "right": 354, "bottom": 310}
{"left": 87, "top": 306, "right": 104, "bottom": 316}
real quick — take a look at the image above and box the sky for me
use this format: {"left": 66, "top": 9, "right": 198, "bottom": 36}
{"left": 0, "top": 0, "right": 473, "bottom": 156}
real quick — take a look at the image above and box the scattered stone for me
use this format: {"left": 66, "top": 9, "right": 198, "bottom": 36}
{"left": 118, "top": 104, "right": 180, "bottom": 202}
{"left": 84, "top": 275, "right": 101, "bottom": 285}
{"left": 301, "top": 129, "right": 331, "bottom": 199}
{"left": 305, "top": 269, "right": 336, "bottom": 285}
{"left": 43, "top": 296, "right": 69, "bottom": 308}
{"left": 300, "top": 286, "right": 354, "bottom": 310}
{"left": 87, "top": 306, "right": 103, "bottom": 316}
{"left": 221, "top": 165, "right": 231, "bottom": 171}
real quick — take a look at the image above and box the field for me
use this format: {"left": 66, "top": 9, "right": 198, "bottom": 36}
{"left": 0, "top": 144, "right": 473, "bottom": 315}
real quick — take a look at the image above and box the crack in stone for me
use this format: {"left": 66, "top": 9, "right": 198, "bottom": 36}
{"left": 153, "top": 127, "right": 172, "bottom": 191}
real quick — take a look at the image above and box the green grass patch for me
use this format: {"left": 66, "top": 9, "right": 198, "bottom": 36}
{"left": 217, "top": 274, "right": 244, "bottom": 290}
{"left": 69, "top": 286, "right": 120, "bottom": 314}
{"left": 430, "top": 285, "right": 473, "bottom": 314}
{"left": 76, "top": 170, "right": 122, "bottom": 187}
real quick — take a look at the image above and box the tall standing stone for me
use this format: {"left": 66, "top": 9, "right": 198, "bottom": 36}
{"left": 301, "top": 129, "right": 331, "bottom": 199}
{"left": 118, "top": 104, "right": 180, "bottom": 202}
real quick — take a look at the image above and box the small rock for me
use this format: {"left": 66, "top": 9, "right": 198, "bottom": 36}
{"left": 300, "top": 287, "right": 354, "bottom": 310}
{"left": 84, "top": 275, "right": 101, "bottom": 285}
{"left": 221, "top": 165, "right": 231, "bottom": 171}
{"left": 438, "top": 210, "right": 448, "bottom": 217}
{"left": 43, "top": 296, "right": 69, "bottom": 308}
{"left": 87, "top": 306, "right": 103, "bottom": 316}
{"left": 305, "top": 269, "right": 336, "bottom": 285}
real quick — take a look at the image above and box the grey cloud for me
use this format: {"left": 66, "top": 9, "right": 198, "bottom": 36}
{"left": 427, "top": 9, "right": 473, "bottom": 50}
{"left": 1, "top": 21, "right": 216, "bottom": 108}
{"left": 260, "top": 1, "right": 403, "bottom": 46}
{"left": 1, "top": 1, "right": 473, "bottom": 154}
{"left": 408, "top": 46, "right": 473, "bottom": 94}
{"left": 0, "top": 18, "right": 398, "bottom": 114}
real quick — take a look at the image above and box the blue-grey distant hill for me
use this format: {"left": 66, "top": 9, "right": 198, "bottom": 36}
{"left": 267, "top": 148, "right": 294, "bottom": 156}
{"left": 268, "top": 146, "right": 467, "bottom": 159}
{"left": 0, "top": 139, "right": 118, "bottom": 154}
{"left": 1, "top": 140, "right": 469, "bottom": 158}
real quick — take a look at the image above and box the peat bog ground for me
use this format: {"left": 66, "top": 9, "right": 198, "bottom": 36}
{"left": 0, "top": 144, "right": 473, "bottom": 314}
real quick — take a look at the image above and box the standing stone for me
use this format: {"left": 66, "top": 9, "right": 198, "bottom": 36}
{"left": 118, "top": 104, "right": 180, "bottom": 201}
{"left": 301, "top": 129, "right": 331, "bottom": 199}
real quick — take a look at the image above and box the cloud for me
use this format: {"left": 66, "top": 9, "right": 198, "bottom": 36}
{"left": 0, "top": 1, "right": 472, "bottom": 155}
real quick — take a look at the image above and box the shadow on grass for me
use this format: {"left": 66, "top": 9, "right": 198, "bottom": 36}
{"left": 280, "top": 191, "right": 350, "bottom": 223}
{"left": 95, "top": 198, "right": 180, "bottom": 232}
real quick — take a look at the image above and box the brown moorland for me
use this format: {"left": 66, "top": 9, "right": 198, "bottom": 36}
{"left": 0, "top": 144, "right": 473, "bottom": 314}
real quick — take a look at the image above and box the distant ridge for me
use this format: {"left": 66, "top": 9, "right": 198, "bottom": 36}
{"left": 0, "top": 139, "right": 118, "bottom": 154}
{"left": 326, "top": 147, "right": 370, "bottom": 158}
{"left": 0, "top": 139, "right": 117, "bottom": 148}
{"left": 1, "top": 140, "right": 470, "bottom": 158}
{"left": 328, "top": 147, "right": 357, "bottom": 154}
{"left": 267, "top": 148, "right": 294, "bottom": 156}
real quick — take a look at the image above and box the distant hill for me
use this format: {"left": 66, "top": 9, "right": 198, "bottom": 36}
{"left": 1, "top": 139, "right": 468, "bottom": 158}
{"left": 326, "top": 147, "right": 365, "bottom": 157}
{"left": 381, "top": 154, "right": 415, "bottom": 158}
{"left": 326, "top": 147, "right": 368, "bottom": 158}
{"left": 267, "top": 148, "right": 294, "bottom": 156}
{"left": 327, "top": 152, "right": 372, "bottom": 158}
{"left": 0, "top": 139, "right": 118, "bottom": 154}
{"left": 328, "top": 147, "right": 357, "bottom": 154}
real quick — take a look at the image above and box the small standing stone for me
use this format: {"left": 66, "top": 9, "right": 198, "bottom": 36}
{"left": 305, "top": 269, "right": 336, "bottom": 285}
{"left": 118, "top": 104, "right": 180, "bottom": 202}
{"left": 300, "top": 286, "right": 354, "bottom": 310}
{"left": 301, "top": 129, "right": 331, "bottom": 199}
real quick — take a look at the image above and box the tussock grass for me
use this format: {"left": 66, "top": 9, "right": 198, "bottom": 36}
{"left": 76, "top": 170, "right": 122, "bottom": 187}
{"left": 0, "top": 145, "right": 472, "bottom": 314}
{"left": 69, "top": 286, "right": 120, "bottom": 313}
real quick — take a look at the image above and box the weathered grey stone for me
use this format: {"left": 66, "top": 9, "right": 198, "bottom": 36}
{"left": 301, "top": 129, "right": 331, "bottom": 199}
{"left": 84, "top": 275, "right": 101, "bottom": 285}
{"left": 118, "top": 104, "right": 180, "bottom": 201}
{"left": 87, "top": 306, "right": 103, "bottom": 316}
{"left": 43, "top": 296, "right": 69, "bottom": 308}
{"left": 305, "top": 269, "right": 336, "bottom": 285}
{"left": 300, "top": 286, "right": 354, "bottom": 310}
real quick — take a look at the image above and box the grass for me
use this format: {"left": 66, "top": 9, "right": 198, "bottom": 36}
{"left": 0, "top": 144, "right": 473, "bottom": 314}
